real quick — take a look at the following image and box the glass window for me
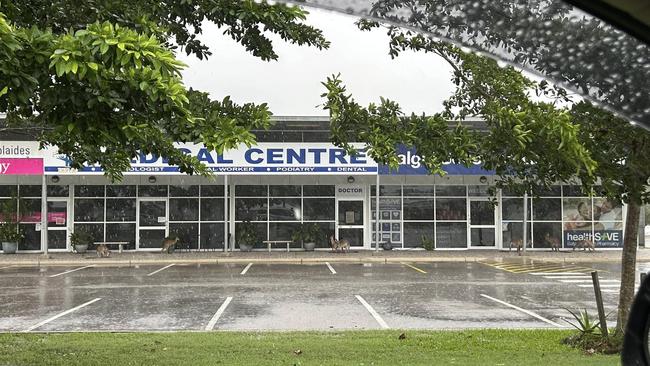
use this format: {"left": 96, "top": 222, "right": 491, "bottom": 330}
{"left": 19, "top": 185, "right": 41, "bottom": 197}
{"left": 533, "top": 222, "right": 563, "bottom": 249}
{"left": 533, "top": 198, "right": 562, "bottom": 221}
{"left": 235, "top": 185, "right": 267, "bottom": 197}
{"left": 169, "top": 185, "right": 199, "bottom": 197}
{"left": 106, "top": 223, "right": 136, "bottom": 250}
{"left": 468, "top": 185, "right": 489, "bottom": 196}
{"left": 106, "top": 199, "right": 136, "bottom": 221}
{"left": 534, "top": 185, "right": 562, "bottom": 196}
{"left": 74, "top": 185, "right": 105, "bottom": 197}
{"left": 200, "top": 198, "right": 225, "bottom": 221}
{"left": 436, "top": 198, "right": 467, "bottom": 220}
{"left": 303, "top": 185, "right": 334, "bottom": 196}
{"left": 403, "top": 185, "right": 435, "bottom": 196}
{"left": 169, "top": 198, "right": 199, "bottom": 221}
{"left": 501, "top": 198, "right": 532, "bottom": 221}
{"left": 436, "top": 223, "right": 467, "bottom": 248}
{"left": 47, "top": 185, "right": 69, "bottom": 197}
{"left": 235, "top": 222, "right": 267, "bottom": 246}
{"left": 594, "top": 198, "right": 623, "bottom": 228}
{"left": 563, "top": 185, "right": 588, "bottom": 197}
{"left": 74, "top": 223, "right": 104, "bottom": 243}
{"left": 403, "top": 198, "right": 434, "bottom": 220}
{"left": 235, "top": 198, "right": 267, "bottom": 221}
{"left": 0, "top": 185, "right": 17, "bottom": 197}
{"left": 269, "top": 185, "right": 301, "bottom": 197}
{"left": 74, "top": 199, "right": 104, "bottom": 222}
{"left": 372, "top": 198, "right": 401, "bottom": 221}
{"left": 19, "top": 198, "right": 41, "bottom": 222}
{"left": 19, "top": 223, "right": 41, "bottom": 250}
{"left": 563, "top": 198, "right": 592, "bottom": 221}
{"left": 269, "top": 222, "right": 301, "bottom": 242}
{"left": 502, "top": 222, "right": 533, "bottom": 247}
{"left": 200, "top": 223, "right": 225, "bottom": 250}
{"left": 436, "top": 185, "right": 467, "bottom": 196}
{"left": 404, "top": 222, "right": 434, "bottom": 248}
{"left": 338, "top": 200, "right": 364, "bottom": 225}
{"left": 138, "top": 185, "right": 168, "bottom": 197}
{"left": 47, "top": 230, "right": 66, "bottom": 249}
{"left": 304, "top": 198, "right": 335, "bottom": 221}
{"left": 106, "top": 185, "right": 136, "bottom": 197}
{"left": 380, "top": 185, "right": 402, "bottom": 196}
{"left": 169, "top": 223, "right": 199, "bottom": 249}
{"left": 201, "top": 185, "right": 224, "bottom": 197}
{"left": 268, "top": 198, "right": 300, "bottom": 221}
{"left": 564, "top": 223, "right": 594, "bottom": 249}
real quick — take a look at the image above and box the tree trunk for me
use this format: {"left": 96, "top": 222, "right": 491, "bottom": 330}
{"left": 616, "top": 200, "right": 641, "bottom": 334}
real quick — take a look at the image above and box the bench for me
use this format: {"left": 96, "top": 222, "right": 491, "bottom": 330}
{"left": 94, "top": 241, "right": 130, "bottom": 254}
{"left": 262, "top": 240, "right": 292, "bottom": 252}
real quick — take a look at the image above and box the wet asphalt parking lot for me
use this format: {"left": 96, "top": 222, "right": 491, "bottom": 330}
{"left": 0, "top": 260, "right": 646, "bottom": 332}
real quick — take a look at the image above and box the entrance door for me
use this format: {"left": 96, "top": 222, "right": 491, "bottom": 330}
{"left": 47, "top": 198, "right": 69, "bottom": 250}
{"left": 137, "top": 199, "right": 167, "bottom": 250}
{"left": 469, "top": 199, "right": 496, "bottom": 247}
{"left": 337, "top": 200, "right": 364, "bottom": 247}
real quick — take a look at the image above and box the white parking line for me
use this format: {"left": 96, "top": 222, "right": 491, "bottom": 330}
{"left": 0, "top": 265, "right": 13, "bottom": 270}
{"left": 23, "top": 298, "right": 102, "bottom": 332}
{"left": 146, "top": 264, "right": 175, "bottom": 277}
{"left": 560, "top": 279, "right": 619, "bottom": 283}
{"left": 480, "top": 294, "right": 563, "bottom": 328}
{"left": 49, "top": 265, "right": 94, "bottom": 278}
{"left": 355, "top": 295, "right": 389, "bottom": 329}
{"left": 530, "top": 272, "right": 586, "bottom": 276}
{"left": 240, "top": 263, "right": 253, "bottom": 275}
{"left": 578, "top": 284, "right": 620, "bottom": 288}
{"left": 205, "top": 297, "right": 233, "bottom": 331}
{"left": 326, "top": 262, "right": 337, "bottom": 274}
{"left": 543, "top": 275, "right": 592, "bottom": 279}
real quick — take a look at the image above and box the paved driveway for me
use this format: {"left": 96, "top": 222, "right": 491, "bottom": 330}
{"left": 0, "top": 260, "right": 641, "bottom": 332}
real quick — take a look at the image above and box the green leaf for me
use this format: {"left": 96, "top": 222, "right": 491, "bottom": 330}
{"left": 0, "top": 86, "right": 8, "bottom": 97}
{"left": 87, "top": 62, "right": 99, "bottom": 71}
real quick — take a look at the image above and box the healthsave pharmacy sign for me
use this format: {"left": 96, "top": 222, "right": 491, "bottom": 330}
{"left": 1, "top": 141, "right": 492, "bottom": 176}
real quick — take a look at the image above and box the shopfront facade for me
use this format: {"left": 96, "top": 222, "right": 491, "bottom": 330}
{"left": 0, "top": 140, "right": 629, "bottom": 252}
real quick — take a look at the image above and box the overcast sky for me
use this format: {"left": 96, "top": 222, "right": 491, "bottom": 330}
{"left": 178, "top": 8, "right": 455, "bottom": 116}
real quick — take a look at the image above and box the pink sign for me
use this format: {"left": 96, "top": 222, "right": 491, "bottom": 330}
{"left": 0, "top": 158, "right": 43, "bottom": 175}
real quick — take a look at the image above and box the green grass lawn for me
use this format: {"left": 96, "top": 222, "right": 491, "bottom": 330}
{"left": 0, "top": 329, "right": 619, "bottom": 365}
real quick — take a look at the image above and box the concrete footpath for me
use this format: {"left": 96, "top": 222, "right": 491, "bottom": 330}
{"left": 0, "top": 248, "right": 648, "bottom": 266}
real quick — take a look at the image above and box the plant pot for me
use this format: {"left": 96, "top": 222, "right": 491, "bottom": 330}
{"left": 382, "top": 242, "right": 393, "bottom": 251}
{"left": 2, "top": 242, "right": 18, "bottom": 254}
{"left": 303, "top": 242, "right": 316, "bottom": 251}
{"left": 74, "top": 244, "right": 88, "bottom": 254}
{"left": 239, "top": 243, "right": 253, "bottom": 252}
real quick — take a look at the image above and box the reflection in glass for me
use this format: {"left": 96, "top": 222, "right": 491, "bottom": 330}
{"left": 533, "top": 222, "right": 563, "bottom": 248}
{"left": 501, "top": 198, "right": 532, "bottom": 221}
{"left": 235, "top": 198, "right": 267, "bottom": 221}
{"left": 106, "top": 199, "right": 136, "bottom": 221}
{"left": 47, "top": 185, "right": 69, "bottom": 197}
{"left": 303, "top": 185, "right": 334, "bottom": 196}
{"left": 75, "top": 185, "right": 105, "bottom": 197}
{"left": 47, "top": 230, "right": 67, "bottom": 249}
{"left": 74, "top": 199, "right": 105, "bottom": 222}
{"left": 269, "top": 185, "right": 301, "bottom": 197}
{"left": 471, "top": 228, "right": 495, "bottom": 246}
{"left": 403, "top": 198, "right": 433, "bottom": 220}
{"left": 169, "top": 185, "right": 199, "bottom": 197}
{"left": 169, "top": 198, "right": 199, "bottom": 221}
{"left": 338, "top": 228, "right": 363, "bottom": 246}
{"left": 106, "top": 185, "right": 136, "bottom": 197}
{"left": 74, "top": 223, "right": 104, "bottom": 242}
{"left": 235, "top": 185, "right": 267, "bottom": 197}
{"left": 470, "top": 201, "right": 494, "bottom": 225}
{"left": 235, "top": 222, "right": 267, "bottom": 246}
{"left": 436, "top": 185, "right": 466, "bottom": 196}
{"left": 404, "top": 222, "right": 434, "bottom": 248}
{"left": 402, "top": 185, "right": 435, "bottom": 196}
{"left": 304, "top": 198, "right": 335, "bottom": 221}
{"left": 19, "top": 198, "right": 41, "bottom": 222}
{"left": 269, "top": 222, "right": 300, "bottom": 243}
{"left": 502, "top": 222, "right": 533, "bottom": 246}
{"left": 338, "top": 200, "right": 363, "bottom": 225}
{"left": 169, "top": 223, "right": 199, "bottom": 249}
{"left": 47, "top": 200, "right": 67, "bottom": 227}
{"left": 139, "top": 229, "right": 166, "bottom": 248}
{"left": 200, "top": 185, "right": 224, "bottom": 197}
{"left": 19, "top": 185, "right": 42, "bottom": 197}
{"left": 436, "top": 223, "right": 467, "bottom": 248}
{"left": 19, "top": 224, "right": 40, "bottom": 250}
{"left": 138, "top": 185, "right": 168, "bottom": 197}
{"left": 436, "top": 198, "right": 466, "bottom": 220}
{"left": 0, "top": 185, "right": 17, "bottom": 197}
{"left": 269, "top": 198, "right": 300, "bottom": 221}
{"left": 533, "top": 198, "right": 562, "bottom": 221}
{"left": 106, "top": 223, "right": 136, "bottom": 249}
{"left": 200, "top": 223, "right": 225, "bottom": 250}
{"left": 200, "top": 198, "right": 224, "bottom": 221}
{"left": 139, "top": 201, "right": 166, "bottom": 226}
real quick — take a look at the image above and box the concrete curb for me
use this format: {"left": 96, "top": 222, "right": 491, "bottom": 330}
{"left": 0, "top": 254, "right": 640, "bottom": 266}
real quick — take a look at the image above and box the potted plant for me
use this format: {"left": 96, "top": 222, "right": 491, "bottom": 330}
{"left": 236, "top": 220, "right": 258, "bottom": 252}
{"left": 69, "top": 229, "right": 93, "bottom": 254}
{"left": 0, "top": 197, "right": 23, "bottom": 254}
{"left": 292, "top": 223, "right": 322, "bottom": 251}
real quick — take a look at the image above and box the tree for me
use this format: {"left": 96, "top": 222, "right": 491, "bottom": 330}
{"left": 0, "top": 1, "right": 329, "bottom": 180}
{"left": 570, "top": 102, "right": 650, "bottom": 332}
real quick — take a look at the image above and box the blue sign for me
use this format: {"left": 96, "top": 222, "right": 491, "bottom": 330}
{"left": 378, "top": 145, "right": 494, "bottom": 176}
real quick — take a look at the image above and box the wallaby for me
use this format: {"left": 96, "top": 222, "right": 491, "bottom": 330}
{"left": 329, "top": 235, "right": 350, "bottom": 253}
{"left": 509, "top": 238, "right": 523, "bottom": 256}
{"left": 161, "top": 236, "right": 179, "bottom": 254}
{"left": 96, "top": 244, "right": 110, "bottom": 258}
{"left": 573, "top": 239, "right": 595, "bottom": 252}
{"left": 544, "top": 233, "right": 561, "bottom": 252}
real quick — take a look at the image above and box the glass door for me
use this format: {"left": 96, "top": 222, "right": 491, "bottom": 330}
{"left": 137, "top": 199, "right": 168, "bottom": 250}
{"left": 337, "top": 200, "right": 364, "bottom": 247}
{"left": 47, "top": 198, "right": 69, "bottom": 250}
{"left": 469, "top": 199, "right": 496, "bottom": 247}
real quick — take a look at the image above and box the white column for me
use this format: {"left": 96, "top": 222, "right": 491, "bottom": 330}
{"left": 375, "top": 173, "right": 380, "bottom": 251}
{"left": 223, "top": 175, "right": 228, "bottom": 252}
{"left": 40, "top": 175, "right": 48, "bottom": 255}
